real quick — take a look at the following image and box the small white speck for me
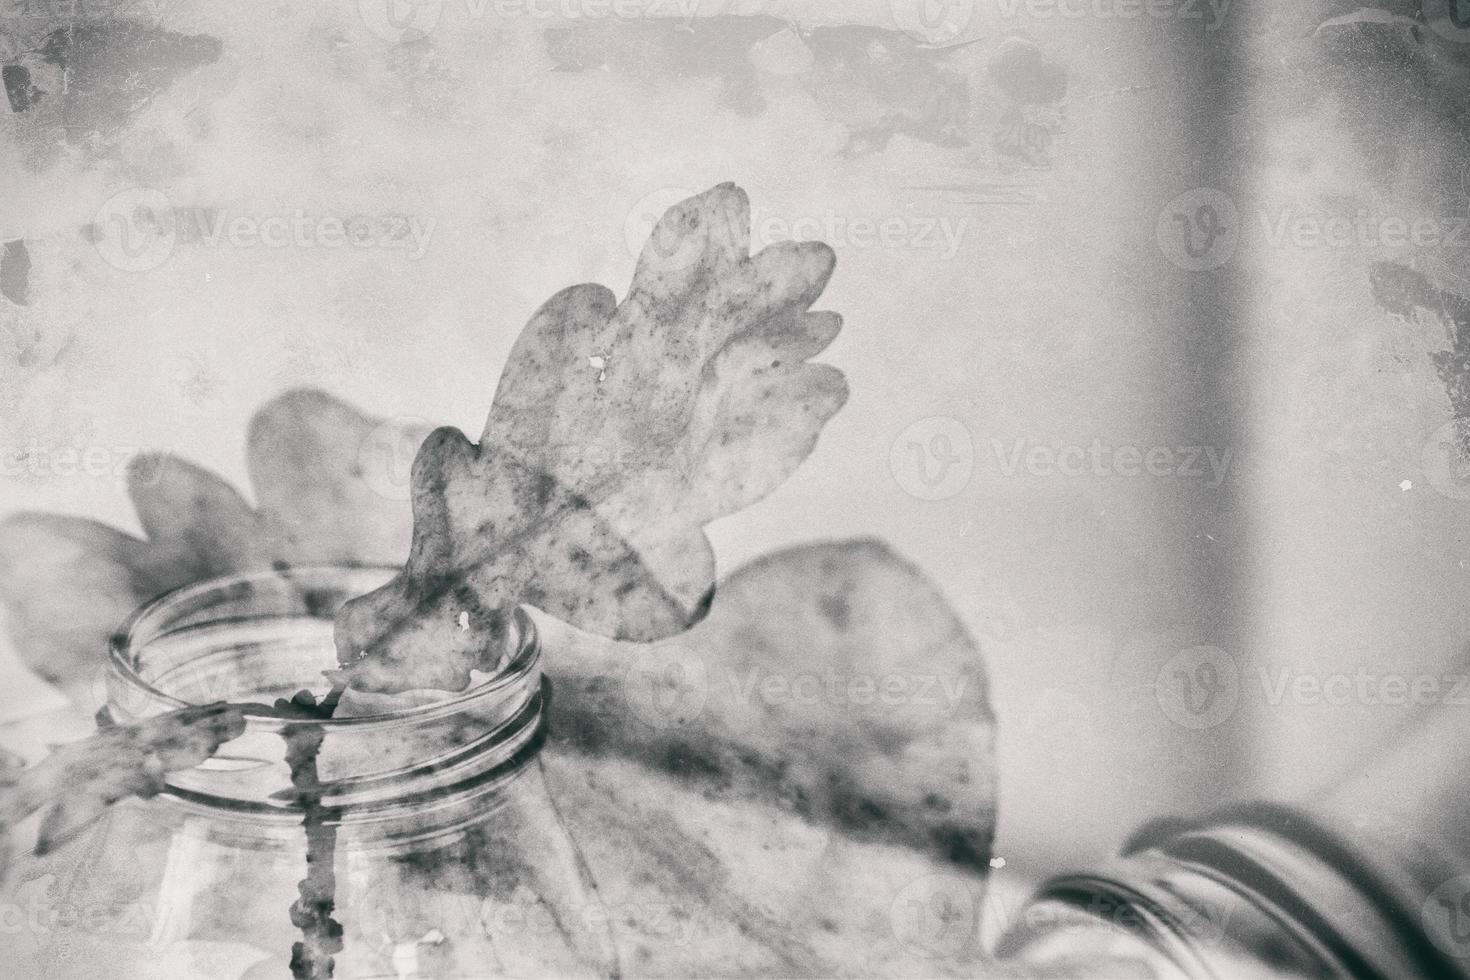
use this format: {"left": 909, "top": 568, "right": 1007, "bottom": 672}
{"left": 1400, "top": 480, "right": 1413, "bottom": 492}
{"left": 457, "top": 611, "right": 470, "bottom": 632}
{"left": 989, "top": 857, "right": 1006, "bottom": 869}
{"left": 588, "top": 353, "right": 609, "bottom": 382}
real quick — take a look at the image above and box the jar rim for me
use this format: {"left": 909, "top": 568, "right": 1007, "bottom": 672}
{"left": 108, "top": 564, "right": 540, "bottom": 733}
{"left": 106, "top": 565, "right": 547, "bottom": 820}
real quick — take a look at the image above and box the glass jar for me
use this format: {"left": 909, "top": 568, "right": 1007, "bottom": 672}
{"left": 996, "top": 708, "right": 1470, "bottom": 979}
{"left": 0, "top": 567, "right": 620, "bottom": 980}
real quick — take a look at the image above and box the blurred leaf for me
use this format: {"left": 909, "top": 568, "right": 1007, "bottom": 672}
{"left": 334, "top": 183, "right": 847, "bottom": 693}
{"left": 0, "top": 703, "right": 245, "bottom": 860}
{"left": 548, "top": 538, "right": 997, "bottom": 874}
{"left": 0, "top": 389, "right": 425, "bottom": 706}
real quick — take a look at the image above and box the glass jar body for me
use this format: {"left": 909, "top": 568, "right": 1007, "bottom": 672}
{"left": 0, "top": 567, "right": 618, "bottom": 979}
{"left": 6, "top": 761, "right": 612, "bottom": 979}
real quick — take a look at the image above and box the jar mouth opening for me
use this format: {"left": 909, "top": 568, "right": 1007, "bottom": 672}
{"left": 108, "top": 565, "right": 539, "bottom": 733}
{"left": 106, "top": 566, "right": 546, "bottom": 818}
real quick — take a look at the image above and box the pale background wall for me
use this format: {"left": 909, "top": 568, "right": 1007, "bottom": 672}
{"left": 3, "top": 0, "right": 1466, "bottom": 882}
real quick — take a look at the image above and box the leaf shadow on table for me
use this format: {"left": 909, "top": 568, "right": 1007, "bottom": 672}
{"left": 0, "top": 387, "right": 998, "bottom": 976}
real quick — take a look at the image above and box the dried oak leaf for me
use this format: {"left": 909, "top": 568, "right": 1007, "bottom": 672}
{"left": 0, "top": 704, "right": 245, "bottom": 858}
{"left": 0, "top": 389, "right": 427, "bottom": 707}
{"left": 334, "top": 183, "right": 848, "bottom": 693}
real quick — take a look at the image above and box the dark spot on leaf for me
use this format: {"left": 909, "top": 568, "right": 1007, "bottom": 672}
{"left": 662, "top": 741, "right": 724, "bottom": 782}
{"left": 532, "top": 470, "right": 556, "bottom": 508}
{"left": 335, "top": 187, "right": 842, "bottom": 693}
{"left": 818, "top": 592, "right": 850, "bottom": 630}
{"left": 832, "top": 788, "right": 891, "bottom": 830}
{"left": 924, "top": 792, "right": 952, "bottom": 812}
{"left": 931, "top": 823, "right": 990, "bottom": 871}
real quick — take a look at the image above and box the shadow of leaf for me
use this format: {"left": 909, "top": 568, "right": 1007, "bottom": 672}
{"left": 0, "top": 388, "right": 427, "bottom": 708}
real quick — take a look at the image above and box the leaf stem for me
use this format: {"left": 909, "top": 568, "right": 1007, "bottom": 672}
{"left": 275, "top": 680, "right": 349, "bottom": 980}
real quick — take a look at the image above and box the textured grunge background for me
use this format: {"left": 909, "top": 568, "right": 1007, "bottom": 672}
{"left": 3, "top": 0, "right": 1470, "bottom": 895}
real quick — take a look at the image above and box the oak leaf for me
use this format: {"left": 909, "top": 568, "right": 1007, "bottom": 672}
{"left": 0, "top": 704, "right": 246, "bottom": 860}
{"left": 334, "top": 183, "right": 848, "bottom": 692}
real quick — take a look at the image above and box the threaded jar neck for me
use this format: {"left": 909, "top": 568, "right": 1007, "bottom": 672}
{"left": 106, "top": 566, "right": 543, "bottom": 840}
{"left": 998, "top": 802, "right": 1470, "bottom": 979}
